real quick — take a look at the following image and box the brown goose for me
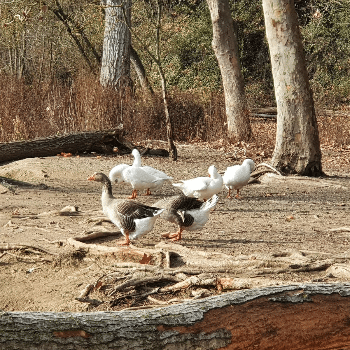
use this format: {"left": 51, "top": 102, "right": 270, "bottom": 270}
{"left": 153, "top": 194, "right": 218, "bottom": 241}
{"left": 87, "top": 172, "right": 164, "bottom": 246}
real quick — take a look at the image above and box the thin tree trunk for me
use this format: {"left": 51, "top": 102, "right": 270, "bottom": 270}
{"left": 130, "top": 45, "right": 154, "bottom": 95}
{"left": 262, "top": 0, "right": 323, "bottom": 176}
{"left": 1, "top": 284, "right": 350, "bottom": 349}
{"left": 42, "top": 1, "right": 100, "bottom": 73}
{"left": 49, "top": 0, "right": 95, "bottom": 73}
{"left": 100, "top": 0, "right": 132, "bottom": 88}
{"left": 155, "top": 1, "right": 177, "bottom": 160}
{"left": 206, "top": 0, "right": 251, "bottom": 142}
{"left": 158, "top": 65, "right": 177, "bottom": 161}
{"left": 120, "top": 1, "right": 177, "bottom": 159}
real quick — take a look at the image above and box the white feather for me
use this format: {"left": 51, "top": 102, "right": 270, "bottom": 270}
{"left": 185, "top": 194, "right": 218, "bottom": 231}
{"left": 223, "top": 158, "right": 255, "bottom": 194}
{"left": 109, "top": 163, "right": 129, "bottom": 183}
{"left": 129, "top": 209, "right": 164, "bottom": 240}
{"left": 173, "top": 165, "right": 223, "bottom": 200}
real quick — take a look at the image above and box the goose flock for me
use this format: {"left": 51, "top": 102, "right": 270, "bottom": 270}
{"left": 88, "top": 149, "right": 255, "bottom": 246}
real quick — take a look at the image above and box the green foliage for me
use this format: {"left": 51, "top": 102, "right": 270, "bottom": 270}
{"left": 131, "top": 1, "right": 221, "bottom": 91}
{"left": 131, "top": 0, "right": 274, "bottom": 106}
{"left": 299, "top": 0, "right": 350, "bottom": 106}
{"left": 163, "top": 2, "right": 222, "bottom": 90}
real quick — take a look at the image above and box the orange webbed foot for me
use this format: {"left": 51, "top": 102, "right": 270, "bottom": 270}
{"left": 144, "top": 189, "right": 152, "bottom": 196}
{"left": 128, "top": 190, "right": 138, "bottom": 199}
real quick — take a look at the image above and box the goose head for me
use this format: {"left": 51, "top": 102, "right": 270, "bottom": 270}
{"left": 88, "top": 172, "right": 113, "bottom": 196}
{"left": 87, "top": 172, "right": 110, "bottom": 184}
{"left": 208, "top": 165, "right": 219, "bottom": 178}
{"left": 242, "top": 159, "right": 255, "bottom": 172}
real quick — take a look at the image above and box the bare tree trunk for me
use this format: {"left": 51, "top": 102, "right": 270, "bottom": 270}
{"left": 130, "top": 45, "right": 154, "bottom": 95}
{"left": 262, "top": 0, "right": 323, "bottom": 176}
{"left": 47, "top": 0, "right": 97, "bottom": 73}
{"left": 120, "top": 0, "right": 177, "bottom": 159}
{"left": 157, "top": 64, "right": 177, "bottom": 161}
{"left": 153, "top": 2, "right": 176, "bottom": 160}
{"left": 1, "top": 284, "right": 350, "bottom": 349}
{"left": 100, "top": 0, "right": 132, "bottom": 88}
{"left": 206, "top": 0, "right": 251, "bottom": 142}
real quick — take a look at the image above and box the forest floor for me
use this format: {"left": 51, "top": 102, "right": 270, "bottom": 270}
{"left": 1, "top": 139, "right": 350, "bottom": 312}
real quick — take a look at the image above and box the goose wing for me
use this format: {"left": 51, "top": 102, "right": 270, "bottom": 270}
{"left": 173, "top": 176, "right": 211, "bottom": 192}
{"left": 142, "top": 165, "right": 172, "bottom": 180}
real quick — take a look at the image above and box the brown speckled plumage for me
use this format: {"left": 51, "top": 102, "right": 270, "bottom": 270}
{"left": 88, "top": 172, "right": 163, "bottom": 245}
{"left": 153, "top": 195, "right": 203, "bottom": 228}
{"left": 153, "top": 194, "right": 218, "bottom": 241}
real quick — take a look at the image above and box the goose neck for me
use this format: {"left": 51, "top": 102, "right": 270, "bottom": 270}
{"left": 102, "top": 181, "right": 113, "bottom": 198}
{"left": 133, "top": 153, "right": 142, "bottom": 167}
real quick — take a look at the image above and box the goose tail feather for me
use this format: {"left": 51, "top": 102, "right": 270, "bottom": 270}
{"left": 200, "top": 194, "right": 219, "bottom": 211}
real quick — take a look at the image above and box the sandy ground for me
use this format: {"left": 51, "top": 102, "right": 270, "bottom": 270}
{"left": 1, "top": 142, "right": 350, "bottom": 312}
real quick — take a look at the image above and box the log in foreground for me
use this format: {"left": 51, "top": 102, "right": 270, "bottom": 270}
{"left": 1, "top": 283, "right": 350, "bottom": 349}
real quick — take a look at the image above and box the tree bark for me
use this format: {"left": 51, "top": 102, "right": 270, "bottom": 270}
{"left": 206, "top": 0, "right": 252, "bottom": 142}
{"left": 100, "top": 0, "right": 132, "bottom": 88}
{"left": 1, "top": 283, "right": 350, "bottom": 349}
{"left": 0, "top": 130, "right": 128, "bottom": 163}
{"left": 130, "top": 45, "right": 154, "bottom": 95}
{"left": 155, "top": 1, "right": 177, "bottom": 161}
{"left": 262, "top": 0, "right": 323, "bottom": 176}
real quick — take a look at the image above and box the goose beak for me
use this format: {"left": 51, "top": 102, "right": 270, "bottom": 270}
{"left": 87, "top": 174, "right": 95, "bottom": 181}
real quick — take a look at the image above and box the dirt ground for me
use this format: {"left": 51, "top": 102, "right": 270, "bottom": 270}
{"left": 1, "top": 141, "right": 350, "bottom": 313}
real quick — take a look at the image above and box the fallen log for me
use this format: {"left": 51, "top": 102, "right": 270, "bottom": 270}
{"left": 1, "top": 283, "right": 350, "bottom": 349}
{"left": 0, "top": 129, "right": 170, "bottom": 164}
{"left": 0, "top": 129, "right": 129, "bottom": 164}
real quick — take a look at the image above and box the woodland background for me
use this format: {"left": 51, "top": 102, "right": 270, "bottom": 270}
{"left": 0, "top": 0, "right": 349, "bottom": 146}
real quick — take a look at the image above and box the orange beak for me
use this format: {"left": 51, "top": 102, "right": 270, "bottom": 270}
{"left": 87, "top": 175, "right": 95, "bottom": 181}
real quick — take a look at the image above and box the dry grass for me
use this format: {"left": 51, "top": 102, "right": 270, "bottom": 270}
{"left": 0, "top": 74, "right": 349, "bottom": 156}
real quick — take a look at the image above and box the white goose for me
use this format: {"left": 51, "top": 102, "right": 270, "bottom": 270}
{"left": 223, "top": 158, "right": 255, "bottom": 199}
{"left": 172, "top": 165, "right": 223, "bottom": 201}
{"left": 154, "top": 194, "right": 218, "bottom": 241}
{"left": 109, "top": 163, "right": 130, "bottom": 184}
{"left": 130, "top": 149, "right": 172, "bottom": 195}
{"left": 109, "top": 149, "right": 172, "bottom": 199}
{"left": 88, "top": 172, "right": 164, "bottom": 246}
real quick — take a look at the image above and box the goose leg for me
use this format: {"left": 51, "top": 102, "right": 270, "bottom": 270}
{"left": 117, "top": 232, "right": 130, "bottom": 246}
{"left": 167, "top": 228, "right": 183, "bottom": 241}
{"left": 145, "top": 188, "right": 152, "bottom": 196}
{"left": 235, "top": 189, "right": 242, "bottom": 199}
{"left": 128, "top": 189, "right": 138, "bottom": 199}
{"left": 226, "top": 188, "right": 232, "bottom": 199}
